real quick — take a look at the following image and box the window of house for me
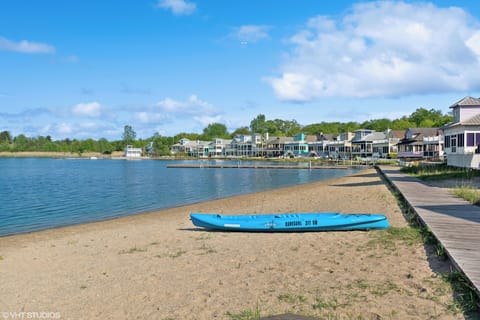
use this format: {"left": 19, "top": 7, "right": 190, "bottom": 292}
{"left": 458, "top": 133, "right": 464, "bottom": 147}
{"left": 467, "top": 133, "right": 475, "bottom": 146}
{"left": 445, "top": 135, "right": 451, "bottom": 148}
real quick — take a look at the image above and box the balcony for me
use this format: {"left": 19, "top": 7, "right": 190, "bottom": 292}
{"left": 397, "top": 151, "right": 423, "bottom": 158}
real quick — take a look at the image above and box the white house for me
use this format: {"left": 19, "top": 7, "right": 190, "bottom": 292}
{"left": 125, "top": 145, "right": 142, "bottom": 158}
{"left": 442, "top": 96, "right": 480, "bottom": 169}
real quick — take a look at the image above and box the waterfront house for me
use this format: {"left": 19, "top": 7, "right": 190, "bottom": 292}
{"left": 266, "top": 136, "right": 290, "bottom": 157}
{"left": 372, "top": 130, "right": 404, "bottom": 158}
{"left": 397, "top": 128, "right": 443, "bottom": 161}
{"left": 327, "top": 132, "right": 354, "bottom": 159}
{"left": 442, "top": 96, "right": 480, "bottom": 168}
{"left": 227, "top": 134, "right": 255, "bottom": 157}
{"left": 351, "top": 129, "right": 376, "bottom": 158}
{"left": 209, "top": 138, "right": 231, "bottom": 157}
{"left": 308, "top": 133, "right": 335, "bottom": 158}
{"left": 125, "top": 145, "right": 142, "bottom": 158}
{"left": 284, "top": 133, "right": 309, "bottom": 158}
{"left": 171, "top": 138, "right": 210, "bottom": 157}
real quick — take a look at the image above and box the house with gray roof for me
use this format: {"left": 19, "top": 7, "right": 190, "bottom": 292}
{"left": 372, "top": 129, "right": 403, "bottom": 158}
{"left": 351, "top": 129, "right": 377, "bottom": 158}
{"left": 397, "top": 128, "right": 443, "bottom": 161}
{"left": 266, "top": 136, "right": 291, "bottom": 157}
{"left": 442, "top": 96, "right": 480, "bottom": 168}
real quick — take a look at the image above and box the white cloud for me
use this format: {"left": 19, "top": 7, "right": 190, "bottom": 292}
{"left": 193, "top": 115, "right": 222, "bottom": 127}
{"left": 72, "top": 102, "right": 103, "bottom": 118}
{"left": 156, "top": 94, "right": 216, "bottom": 115}
{"left": 134, "top": 111, "right": 167, "bottom": 124}
{"left": 466, "top": 31, "right": 480, "bottom": 56}
{"left": 267, "top": 1, "right": 480, "bottom": 101}
{"left": 0, "top": 36, "right": 55, "bottom": 54}
{"left": 155, "top": 95, "right": 222, "bottom": 128}
{"left": 56, "top": 123, "right": 73, "bottom": 135}
{"left": 157, "top": 0, "right": 196, "bottom": 16}
{"left": 233, "top": 25, "right": 271, "bottom": 44}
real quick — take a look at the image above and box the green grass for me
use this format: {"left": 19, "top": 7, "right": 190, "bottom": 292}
{"left": 118, "top": 246, "right": 147, "bottom": 254}
{"left": 312, "top": 297, "right": 348, "bottom": 311}
{"left": 346, "top": 279, "right": 401, "bottom": 298}
{"left": 365, "top": 227, "right": 423, "bottom": 251}
{"left": 277, "top": 293, "right": 307, "bottom": 304}
{"left": 401, "top": 164, "right": 480, "bottom": 181}
{"left": 453, "top": 186, "right": 480, "bottom": 205}
{"left": 225, "top": 303, "right": 261, "bottom": 320}
{"left": 442, "top": 271, "right": 480, "bottom": 314}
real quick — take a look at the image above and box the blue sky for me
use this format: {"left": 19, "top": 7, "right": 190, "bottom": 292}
{"left": 1, "top": 0, "right": 480, "bottom": 140}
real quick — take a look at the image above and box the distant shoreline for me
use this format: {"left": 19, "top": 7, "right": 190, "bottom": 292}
{"left": 0, "top": 151, "right": 123, "bottom": 158}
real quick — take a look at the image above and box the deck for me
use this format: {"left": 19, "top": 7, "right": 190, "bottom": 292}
{"left": 378, "top": 166, "right": 480, "bottom": 294}
{"left": 167, "top": 163, "right": 364, "bottom": 169}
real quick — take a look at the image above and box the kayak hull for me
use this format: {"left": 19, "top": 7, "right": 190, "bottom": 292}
{"left": 190, "top": 212, "right": 389, "bottom": 232}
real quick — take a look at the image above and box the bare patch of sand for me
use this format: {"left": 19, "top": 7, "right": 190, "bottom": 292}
{"left": 0, "top": 169, "right": 470, "bottom": 319}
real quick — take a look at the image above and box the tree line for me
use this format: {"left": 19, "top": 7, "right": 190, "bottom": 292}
{"left": 0, "top": 107, "right": 452, "bottom": 156}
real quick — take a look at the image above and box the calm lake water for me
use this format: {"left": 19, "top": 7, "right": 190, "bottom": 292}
{"left": 0, "top": 158, "right": 360, "bottom": 236}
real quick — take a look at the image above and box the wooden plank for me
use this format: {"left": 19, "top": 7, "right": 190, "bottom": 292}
{"left": 378, "top": 166, "right": 480, "bottom": 295}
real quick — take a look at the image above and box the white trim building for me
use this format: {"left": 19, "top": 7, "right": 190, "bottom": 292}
{"left": 125, "top": 145, "right": 142, "bottom": 158}
{"left": 442, "top": 96, "right": 480, "bottom": 169}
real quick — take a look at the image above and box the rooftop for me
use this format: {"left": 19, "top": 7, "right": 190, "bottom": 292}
{"left": 449, "top": 96, "right": 480, "bottom": 108}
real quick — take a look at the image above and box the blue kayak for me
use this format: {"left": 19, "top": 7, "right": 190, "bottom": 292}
{"left": 190, "top": 212, "right": 389, "bottom": 232}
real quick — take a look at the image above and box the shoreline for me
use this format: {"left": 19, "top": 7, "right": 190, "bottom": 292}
{"left": 0, "top": 169, "right": 467, "bottom": 319}
{"left": 0, "top": 169, "right": 369, "bottom": 242}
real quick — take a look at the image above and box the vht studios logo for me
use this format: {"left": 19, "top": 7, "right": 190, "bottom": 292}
{"left": 1, "top": 312, "right": 61, "bottom": 319}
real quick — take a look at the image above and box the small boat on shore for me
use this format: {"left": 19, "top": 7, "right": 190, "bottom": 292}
{"left": 190, "top": 212, "right": 389, "bottom": 232}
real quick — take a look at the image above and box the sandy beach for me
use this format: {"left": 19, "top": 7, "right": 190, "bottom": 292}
{"left": 0, "top": 168, "right": 467, "bottom": 319}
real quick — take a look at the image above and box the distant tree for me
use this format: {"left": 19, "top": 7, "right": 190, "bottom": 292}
{"left": 265, "top": 119, "right": 302, "bottom": 136}
{"left": 250, "top": 114, "right": 267, "bottom": 134}
{"left": 97, "top": 138, "right": 113, "bottom": 154}
{"left": 122, "top": 125, "right": 136, "bottom": 146}
{"left": 302, "top": 122, "right": 344, "bottom": 135}
{"left": 408, "top": 108, "right": 451, "bottom": 127}
{"left": 0, "top": 131, "right": 11, "bottom": 151}
{"left": 231, "top": 126, "right": 251, "bottom": 137}
{"left": 80, "top": 139, "right": 96, "bottom": 152}
{"left": 391, "top": 116, "right": 416, "bottom": 130}
{"left": 174, "top": 132, "right": 201, "bottom": 142}
{"left": 150, "top": 133, "right": 171, "bottom": 156}
{"left": 13, "top": 134, "right": 31, "bottom": 151}
{"left": 360, "top": 118, "right": 393, "bottom": 132}
{"left": 111, "top": 140, "right": 125, "bottom": 152}
{"left": 201, "top": 123, "right": 230, "bottom": 140}
{"left": 265, "top": 120, "right": 281, "bottom": 135}
{"left": 338, "top": 121, "right": 360, "bottom": 133}
{"left": 0, "top": 131, "right": 12, "bottom": 144}
{"left": 283, "top": 120, "right": 302, "bottom": 136}
{"left": 302, "top": 123, "right": 325, "bottom": 135}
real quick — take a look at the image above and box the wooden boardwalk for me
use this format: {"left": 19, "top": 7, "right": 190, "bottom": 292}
{"left": 378, "top": 166, "right": 480, "bottom": 294}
